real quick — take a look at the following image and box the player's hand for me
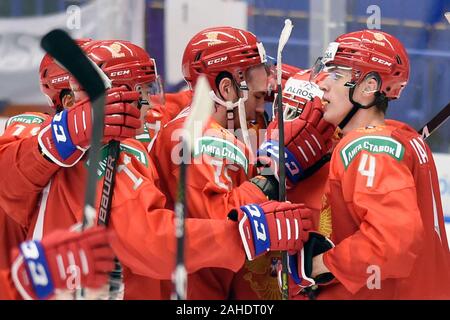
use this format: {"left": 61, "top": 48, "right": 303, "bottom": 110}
{"left": 38, "top": 87, "right": 141, "bottom": 167}
{"left": 228, "top": 201, "right": 313, "bottom": 261}
{"left": 11, "top": 226, "right": 116, "bottom": 300}
{"left": 261, "top": 97, "right": 335, "bottom": 185}
{"left": 280, "top": 232, "right": 335, "bottom": 298}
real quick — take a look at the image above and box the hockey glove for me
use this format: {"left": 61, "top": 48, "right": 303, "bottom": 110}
{"left": 38, "top": 87, "right": 141, "bottom": 167}
{"left": 228, "top": 201, "right": 313, "bottom": 261}
{"left": 282, "top": 232, "right": 335, "bottom": 297}
{"left": 262, "top": 97, "right": 335, "bottom": 185}
{"left": 11, "top": 226, "right": 115, "bottom": 300}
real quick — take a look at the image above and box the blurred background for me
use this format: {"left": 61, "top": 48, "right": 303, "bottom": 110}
{"left": 0, "top": 0, "right": 449, "bottom": 238}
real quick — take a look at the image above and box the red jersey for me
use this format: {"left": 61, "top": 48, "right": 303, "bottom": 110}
{"left": 287, "top": 164, "right": 329, "bottom": 228}
{"left": 0, "top": 112, "right": 55, "bottom": 270}
{"left": 0, "top": 114, "right": 247, "bottom": 299}
{"left": 150, "top": 107, "right": 284, "bottom": 299}
{"left": 146, "top": 90, "right": 194, "bottom": 149}
{"left": 317, "top": 120, "right": 450, "bottom": 299}
{"left": 164, "top": 90, "right": 193, "bottom": 120}
{"left": 281, "top": 69, "right": 334, "bottom": 228}
{"left": 0, "top": 269, "right": 20, "bottom": 300}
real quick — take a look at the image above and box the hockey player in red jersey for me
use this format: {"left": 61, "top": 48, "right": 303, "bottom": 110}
{"left": 150, "top": 26, "right": 331, "bottom": 299}
{"left": 287, "top": 30, "right": 450, "bottom": 299}
{"left": 264, "top": 69, "right": 336, "bottom": 228}
{"left": 0, "top": 47, "right": 89, "bottom": 271}
{"left": 0, "top": 39, "right": 309, "bottom": 299}
{"left": 151, "top": 26, "right": 276, "bottom": 299}
{"left": 0, "top": 226, "right": 115, "bottom": 300}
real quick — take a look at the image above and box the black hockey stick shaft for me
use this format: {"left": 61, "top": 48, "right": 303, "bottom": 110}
{"left": 41, "top": 29, "right": 106, "bottom": 229}
{"left": 276, "top": 19, "right": 293, "bottom": 301}
{"left": 98, "top": 139, "right": 123, "bottom": 299}
{"left": 173, "top": 142, "right": 188, "bottom": 300}
{"left": 277, "top": 81, "right": 289, "bottom": 300}
{"left": 419, "top": 101, "right": 450, "bottom": 140}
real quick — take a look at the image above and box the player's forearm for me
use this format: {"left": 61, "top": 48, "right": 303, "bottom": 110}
{"left": 110, "top": 204, "right": 245, "bottom": 280}
{"left": 0, "top": 136, "right": 59, "bottom": 225}
{"left": 192, "top": 181, "right": 268, "bottom": 220}
{"left": 0, "top": 136, "right": 58, "bottom": 190}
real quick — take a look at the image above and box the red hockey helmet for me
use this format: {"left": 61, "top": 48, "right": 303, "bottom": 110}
{"left": 39, "top": 54, "right": 70, "bottom": 109}
{"left": 79, "top": 40, "right": 163, "bottom": 106}
{"left": 182, "top": 26, "right": 267, "bottom": 91}
{"left": 311, "top": 30, "right": 410, "bottom": 100}
{"left": 39, "top": 38, "right": 92, "bottom": 110}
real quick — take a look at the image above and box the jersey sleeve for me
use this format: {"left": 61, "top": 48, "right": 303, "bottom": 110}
{"left": 323, "top": 137, "right": 424, "bottom": 294}
{"left": 0, "top": 114, "right": 59, "bottom": 227}
{"left": 96, "top": 142, "right": 245, "bottom": 280}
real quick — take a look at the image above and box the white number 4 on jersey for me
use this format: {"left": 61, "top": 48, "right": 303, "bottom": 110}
{"left": 358, "top": 153, "right": 376, "bottom": 188}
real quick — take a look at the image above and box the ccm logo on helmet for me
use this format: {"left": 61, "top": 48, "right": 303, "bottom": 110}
{"left": 110, "top": 70, "right": 131, "bottom": 77}
{"left": 51, "top": 75, "right": 70, "bottom": 84}
{"left": 207, "top": 56, "right": 228, "bottom": 66}
{"left": 371, "top": 57, "right": 392, "bottom": 67}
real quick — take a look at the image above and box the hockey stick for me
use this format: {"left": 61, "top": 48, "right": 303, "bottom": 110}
{"left": 85, "top": 58, "right": 127, "bottom": 300}
{"left": 419, "top": 101, "right": 450, "bottom": 140}
{"left": 172, "top": 76, "right": 213, "bottom": 300}
{"left": 420, "top": 13, "right": 450, "bottom": 140}
{"left": 41, "top": 29, "right": 106, "bottom": 229}
{"left": 41, "top": 29, "right": 107, "bottom": 300}
{"left": 276, "top": 19, "right": 293, "bottom": 301}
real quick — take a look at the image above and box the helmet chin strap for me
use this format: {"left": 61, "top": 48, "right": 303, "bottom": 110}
{"left": 208, "top": 90, "right": 239, "bottom": 130}
{"left": 208, "top": 81, "right": 252, "bottom": 151}
{"left": 337, "top": 83, "right": 384, "bottom": 130}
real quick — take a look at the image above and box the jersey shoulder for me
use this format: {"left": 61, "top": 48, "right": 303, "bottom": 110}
{"left": 94, "top": 139, "right": 150, "bottom": 179}
{"left": 3, "top": 112, "right": 49, "bottom": 139}
{"left": 164, "top": 90, "right": 193, "bottom": 117}
{"left": 335, "top": 125, "right": 406, "bottom": 170}
{"left": 332, "top": 123, "right": 420, "bottom": 193}
{"left": 156, "top": 107, "right": 251, "bottom": 175}
{"left": 5, "top": 112, "right": 48, "bottom": 128}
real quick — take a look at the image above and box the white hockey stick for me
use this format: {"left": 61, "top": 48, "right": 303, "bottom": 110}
{"left": 172, "top": 76, "right": 213, "bottom": 300}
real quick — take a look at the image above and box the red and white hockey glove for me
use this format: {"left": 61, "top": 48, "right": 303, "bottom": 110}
{"left": 38, "top": 87, "right": 141, "bottom": 167}
{"left": 279, "top": 232, "right": 335, "bottom": 298}
{"left": 11, "top": 226, "right": 115, "bottom": 300}
{"left": 228, "top": 201, "right": 313, "bottom": 261}
{"left": 261, "top": 97, "right": 335, "bottom": 185}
